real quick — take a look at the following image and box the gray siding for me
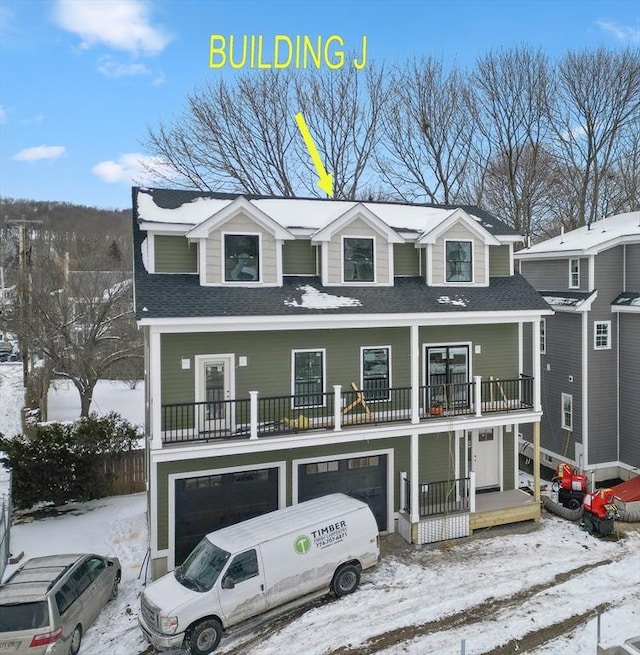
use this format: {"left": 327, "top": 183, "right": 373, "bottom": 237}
{"left": 154, "top": 235, "right": 197, "bottom": 273}
{"left": 538, "top": 312, "right": 583, "bottom": 460}
{"left": 502, "top": 430, "right": 515, "bottom": 490}
{"left": 489, "top": 245, "right": 510, "bottom": 277}
{"left": 619, "top": 314, "right": 640, "bottom": 468}
{"left": 520, "top": 258, "right": 589, "bottom": 291}
{"left": 624, "top": 243, "right": 640, "bottom": 291}
{"left": 283, "top": 240, "right": 316, "bottom": 275}
{"left": 394, "top": 243, "right": 420, "bottom": 276}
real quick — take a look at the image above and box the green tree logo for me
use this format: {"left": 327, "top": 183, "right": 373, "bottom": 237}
{"left": 294, "top": 535, "right": 312, "bottom": 555}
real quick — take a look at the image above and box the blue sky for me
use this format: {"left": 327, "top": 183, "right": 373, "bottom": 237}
{"left": 1, "top": 0, "right": 638, "bottom": 211}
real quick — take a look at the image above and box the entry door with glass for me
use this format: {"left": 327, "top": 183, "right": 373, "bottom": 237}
{"left": 426, "top": 345, "right": 470, "bottom": 409}
{"left": 197, "top": 356, "right": 234, "bottom": 435}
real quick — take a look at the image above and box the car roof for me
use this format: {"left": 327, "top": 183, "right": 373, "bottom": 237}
{"left": 0, "top": 555, "right": 85, "bottom": 604}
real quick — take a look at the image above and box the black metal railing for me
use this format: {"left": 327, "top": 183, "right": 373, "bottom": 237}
{"left": 403, "top": 477, "right": 471, "bottom": 517}
{"left": 160, "top": 376, "right": 533, "bottom": 443}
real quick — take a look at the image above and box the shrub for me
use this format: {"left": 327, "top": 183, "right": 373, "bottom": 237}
{"left": 0, "top": 412, "right": 141, "bottom": 510}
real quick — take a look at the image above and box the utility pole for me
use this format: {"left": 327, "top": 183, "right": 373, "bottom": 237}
{"left": 5, "top": 216, "right": 43, "bottom": 389}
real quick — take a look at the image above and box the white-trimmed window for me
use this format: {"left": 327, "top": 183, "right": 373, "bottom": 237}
{"left": 540, "top": 318, "right": 546, "bottom": 354}
{"left": 292, "top": 349, "right": 325, "bottom": 408}
{"left": 361, "top": 346, "right": 391, "bottom": 401}
{"left": 561, "top": 393, "right": 573, "bottom": 431}
{"left": 594, "top": 321, "right": 611, "bottom": 350}
{"left": 224, "top": 234, "right": 260, "bottom": 282}
{"left": 569, "top": 258, "right": 579, "bottom": 289}
{"left": 446, "top": 240, "right": 473, "bottom": 282}
{"left": 343, "top": 237, "right": 374, "bottom": 282}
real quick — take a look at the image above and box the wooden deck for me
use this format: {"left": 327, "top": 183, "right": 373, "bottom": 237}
{"left": 470, "top": 489, "right": 540, "bottom": 531}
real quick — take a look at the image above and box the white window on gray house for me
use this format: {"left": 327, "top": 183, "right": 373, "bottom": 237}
{"left": 561, "top": 393, "right": 573, "bottom": 431}
{"left": 361, "top": 346, "right": 391, "bottom": 401}
{"left": 292, "top": 349, "right": 325, "bottom": 408}
{"left": 594, "top": 321, "right": 611, "bottom": 350}
{"left": 446, "top": 241, "right": 472, "bottom": 282}
{"left": 224, "top": 234, "right": 260, "bottom": 281}
{"left": 569, "top": 258, "right": 579, "bottom": 289}
{"left": 540, "top": 318, "right": 546, "bottom": 354}
{"left": 343, "top": 238, "right": 374, "bottom": 282}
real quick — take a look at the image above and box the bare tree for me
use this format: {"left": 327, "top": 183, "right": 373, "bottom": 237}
{"left": 468, "top": 46, "right": 552, "bottom": 239}
{"left": 1, "top": 243, "right": 142, "bottom": 418}
{"left": 377, "top": 58, "right": 474, "bottom": 203}
{"left": 550, "top": 48, "right": 640, "bottom": 228}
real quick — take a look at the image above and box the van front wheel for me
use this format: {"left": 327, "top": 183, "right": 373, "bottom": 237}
{"left": 332, "top": 564, "right": 360, "bottom": 597}
{"left": 188, "top": 618, "right": 223, "bottom": 655}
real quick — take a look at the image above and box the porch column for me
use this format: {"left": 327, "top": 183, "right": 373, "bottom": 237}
{"left": 469, "top": 471, "right": 476, "bottom": 513}
{"left": 150, "top": 329, "right": 162, "bottom": 450}
{"left": 333, "top": 385, "right": 342, "bottom": 432}
{"left": 532, "top": 320, "right": 542, "bottom": 412}
{"left": 410, "top": 325, "right": 420, "bottom": 423}
{"left": 249, "top": 391, "right": 258, "bottom": 440}
{"left": 474, "top": 375, "right": 482, "bottom": 416}
{"left": 533, "top": 420, "right": 541, "bottom": 510}
{"left": 410, "top": 433, "right": 420, "bottom": 523}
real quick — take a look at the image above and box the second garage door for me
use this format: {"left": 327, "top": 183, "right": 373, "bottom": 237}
{"left": 298, "top": 454, "right": 387, "bottom": 531}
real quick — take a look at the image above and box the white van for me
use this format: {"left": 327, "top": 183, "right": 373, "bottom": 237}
{"left": 139, "top": 493, "right": 380, "bottom": 654}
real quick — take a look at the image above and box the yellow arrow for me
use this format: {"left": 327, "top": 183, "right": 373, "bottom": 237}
{"left": 294, "top": 112, "right": 333, "bottom": 197}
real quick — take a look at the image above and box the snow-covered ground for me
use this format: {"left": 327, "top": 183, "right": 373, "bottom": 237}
{"left": 0, "top": 362, "right": 23, "bottom": 438}
{"left": 4, "top": 492, "right": 639, "bottom": 655}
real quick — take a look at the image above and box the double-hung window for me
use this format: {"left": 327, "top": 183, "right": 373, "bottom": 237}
{"left": 224, "top": 234, "right": 259, "bottom": 282}
{"left": 292, "top": 349, "right": 325, "bottom": 408}
{"left": 561, "top": 393, "right": 573, "bottom": 431}
{"left": 446, "top": 241, "right": 472, "bottom": 282}
{"left": 361, "top": 347, "right": 391, "bottom": 401}
{"left": 343, "top": 238, "right": 374, "bottom": 282}
{"left": 569, "top": 259, "right": 579, "bottom": 289}
{"left": 594, "top": 321, "right": 611, "bottom": 350}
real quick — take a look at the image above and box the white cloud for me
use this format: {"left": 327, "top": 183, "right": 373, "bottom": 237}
{"left": 20, "top": 113, "right": 44, "bottom": 126}
{"left": 0, "top": 106, "right": 6, "bottom": 124}
{"left": 92, "top": 153, "right": 172, "bottom": 185}
{"left": 13, "top": 145, "right": 65, "bottom": 162}
{"left": 596, "top": 20, "right": 640, "bottom": 44}
{"left": 97, "top": 55, "right": 150, "bottom": 78}
{"left": 52, "top": 0, "right": 171, "bottom": 55}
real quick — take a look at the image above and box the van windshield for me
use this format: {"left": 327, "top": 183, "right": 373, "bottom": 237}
{"left": 176, "top": 539, "right": 230, "bottom": 592}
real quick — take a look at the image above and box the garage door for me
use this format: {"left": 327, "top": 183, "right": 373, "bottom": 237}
{"left": 298, "top": 455, "right": 387, "bottom": 531}
{"left": 174, "top": 468, "right": 279, "bottom": 565}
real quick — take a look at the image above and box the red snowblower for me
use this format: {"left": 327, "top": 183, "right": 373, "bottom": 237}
{"left": 580, "top": 488, "right": 619, "bottom": 537}
{"left": 552, "top": 463, "right": 587, "bottom": 510}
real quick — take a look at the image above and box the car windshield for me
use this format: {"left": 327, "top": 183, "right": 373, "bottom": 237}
{"left": 0, "top": 602, "right": 49, "bottom": 632}
{"left": 176, "top": 539, "right": 230, "bottom": 592}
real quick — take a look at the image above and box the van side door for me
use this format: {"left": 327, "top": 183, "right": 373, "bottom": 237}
{"left": 217, "top": 548, "right": 267, "bottom": 626}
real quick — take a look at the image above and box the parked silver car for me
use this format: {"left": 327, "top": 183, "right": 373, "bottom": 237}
{"left": 0, "top": 553, "right": 121, "bottom": 654}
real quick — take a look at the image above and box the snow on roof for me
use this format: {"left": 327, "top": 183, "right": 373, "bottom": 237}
{"left": 437, "top": 295, "right": 468, "bottom": 307}
{"left": 137, "top": 190, "right": 232, "bottom": 225}
{"left": 542, "top": 295, "right": 584, "bottom": 307}
{"left": 136, "top": 190, "right": 498, "bottom": 235}
{"left": 284, "top": 285, "right": 362, "bottom": 309}
{"left": 612, "top": 293, "right": 640, "bottom": 307}
{"left": 516, "top": 212, "right": 640, "bottom": 256}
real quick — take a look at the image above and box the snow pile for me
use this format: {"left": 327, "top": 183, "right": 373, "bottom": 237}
{"left": 0, "top": 363, "right": 24, "bottom": 438}
{"left": 285, "top": 285, "right": 362, "bottom": 309}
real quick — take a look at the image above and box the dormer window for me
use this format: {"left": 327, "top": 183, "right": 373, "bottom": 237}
{"left": 224, "top": 234, "right": 260, "bottom": 282}
{"left": 343, "top": 237, "right": 374, "bottom": 282}
{"left": 446, "top": 240, "right": 472, "bottom": 282}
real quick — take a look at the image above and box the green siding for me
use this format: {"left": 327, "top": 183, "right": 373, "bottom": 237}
{"left": 489, "top": 245, "right": 510, "bottom": 277}
{"left": 502, "top": 430, "right": 515, "bottom": 490}
{"left": 154, "top": 235, "right": 197, "bottom": 273}
{"left": 393, "top": 243, "right": 420, "bottom": 276}
{"left": 283, "top": 240, "right": 317, "bottom": 275}
{"left": 418, "top": 432, "right": 455, "bottom": 481}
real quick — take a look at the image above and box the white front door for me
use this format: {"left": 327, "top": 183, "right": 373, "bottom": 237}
{"left": 196, "top": 355, "right": 234, "bottom": 435}
{"left": 471, "top": 427, "right": 500, "bottom": 489}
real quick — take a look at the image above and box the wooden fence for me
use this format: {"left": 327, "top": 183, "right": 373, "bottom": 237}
{"left": 103, "top": 450, "right": 146, "bottom": 495}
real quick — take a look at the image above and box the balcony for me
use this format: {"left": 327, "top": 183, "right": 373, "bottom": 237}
{"left": 160, "top": 375, "right": 534, "bottom": 445}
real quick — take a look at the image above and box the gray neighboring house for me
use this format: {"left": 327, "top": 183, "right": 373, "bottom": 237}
{"left": 515, "top": 212, "right": 640, "bottom": 483}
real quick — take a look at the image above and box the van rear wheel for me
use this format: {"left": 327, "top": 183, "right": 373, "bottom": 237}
{"left": 188, "top": 618, "right": 223, "bottom": 655}
{"left": 332, "top": 564, "right": 360, "bottom": 597}
{"left": 69, "top": 625, "right": 82, "bottom": 655}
